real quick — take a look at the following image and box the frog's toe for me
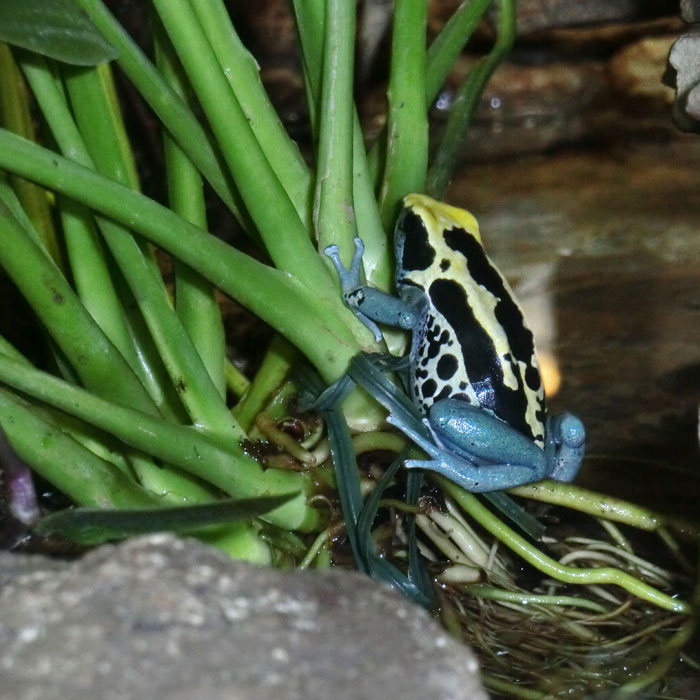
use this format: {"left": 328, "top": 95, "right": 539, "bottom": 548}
{"left": 547, "top": 412, "right": 585, "bottom": 482}
{"left": 559, "top": 413, "right": 585, "bottom": 449}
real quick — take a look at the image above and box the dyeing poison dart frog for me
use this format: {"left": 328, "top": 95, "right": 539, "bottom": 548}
{"left": 325, "top": 194, "right": 585, "bottom": 492}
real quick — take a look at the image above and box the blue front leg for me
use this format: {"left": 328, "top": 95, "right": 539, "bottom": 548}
{"left": 325, "top": 238, "right": 422, "bottom": 342}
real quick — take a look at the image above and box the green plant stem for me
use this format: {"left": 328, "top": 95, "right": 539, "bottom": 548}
{"left": 0, "top": 45, "right": 60, "bottom": 264}
{"left": 233, "top": 335, "right": 298, "bottom": 433}
{"left": 367, "top": 0, "right": 493, "bottom": 185}
{"left": 0, "top": 353, "right": 319, "bottom": 531}
{"left": 0, "top": 333, "right": 133, "bottom": 478}
{"left": 70, "top": 0, "right": 250, "bottom": 229}
{"left": 426, "top": 0, "right": 515, "bottom": 198}
{"left": 289, "top": 0, "right": 324, "bottom": 139}
{"left": 378, "top": 0, "right": 429, "bottom": 229}
{"left": 225, "top": 360, "right": 250, "bottom": 398}
{"left": 19, "top": 55, "right": 142, "bottom": 376}
{"left": 314, "top": 0, "right": 357, "bottom": 262}
{"left": 437, "top": 476, "right": 690, "bottom": 613}
{"left": 0, "top": 128, "right": 362, "bottom": 384}
{"left": 299, "top": 527, "right": 332, "bottom": 569}
{"left": 0, "top": 388, "right": 159, "bottom": 509}
{"left": 22, "top": 53, "right": 185, "bottom": 421}
{"left": 0, "top": 203, "right": 156, "bottom": 415}
{"left": 0, "top": 202, "right": 222, "bottom": 500}
{"left": 152, "top": 0, "right": 334, "bottom": 296}
{"left": 0, "top": 175, "right": 43, "bottom": 248}
{"left": 155, "top": 28, "right": 226, "bottom": 399}
{"left": 291, "top": 0, "right": 390, "bottom": 292}
{"left": 508, "top": 481, "right": 699, "bottom": 535}
{"left": 425, "top": 0, "right": 493, "bottom": 103}
{"left": 62, "top": 64, "right": 241, "bottom": 437}
{"left": 188, "top": 0, "right": 312, "bottom": 230}
{"left": 465, "top": 584, "right": 608, "bottom": 613}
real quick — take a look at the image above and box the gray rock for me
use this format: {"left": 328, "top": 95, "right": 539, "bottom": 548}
{"left": 668, "top": 31, "right": 700, "bottom": 130}
{"left": 681, "top": 0, "right": 700, "bottom": 24}
{"left": 0, "top": 535, "right": 487, "bottom": 700}
{"left": 499, "top": 0, "right": 639, "bottom": 35}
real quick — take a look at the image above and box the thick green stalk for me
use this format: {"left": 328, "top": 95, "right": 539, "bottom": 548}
{"left": 378, "top": 0, "right": 428, "bottom": 230}
{"left": 19, "top": 55, "right": 140, "bottom": 375}
{"left": 0, "top": 202, "right": 216, "bottom": 498}
{"left": 71, "top": 0, "right": 249, "bottom": 229}
{"left": 188, "top": 0, "right": 312, "bottom": 230}
{"left": 0, "top": 334, "right": 133, "bottom": 478}
{"left": 292, "top": 0, "right": 391, "bottom": 292}
{"left": 0, "top": 45, "right": 60, "bottom": 264}
{"left": 20, "top": 55, "right": 183, "bottom": 417}
{"left": 439, "top": 477, "right": 689, "bottom": 614}
{"left": 0, "top": 388, "right": 159, "bottom": 509}
{"left": 0, "top": 354, "right": 320, "bottom": 532}
{"left": 425, "top": 0, "right": 493, "bottom": 103}
{"left": 0, "top": 176, "right": 43, "bottom": 248}
{"left": 367, "top": 0, "right": 492, "bottom": 183}
{"left": 0, "top": 203, "right": 156, "bottom": 415}
{"left": 0, "top": 129, "right": 361, "bottom": 383}
{"left": 290, "top": 0, "right": 325, "bottom": 140}
{"left": 156, "top": 30, "right": 226, "bottom": 399}
{"left": 63, "top": 65, "right": 242, "bottom": 439}
{"left": 233, "top": 335, "right": 298, "bottom": 433}
{"left": 426, "top": 0, "right": 515, "bottom": 198}
{"left": 225, "top": 360, "right": 250, "bottom": 398}
{"left": 152, "top": 0, "right": 334, "bottom": 297}
{"left": 314, "top": 0, "right": 357, "bottom": 261}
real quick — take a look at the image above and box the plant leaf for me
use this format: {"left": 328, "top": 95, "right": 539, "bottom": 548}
{"left": 32, "top": 493, "right": 297, "bottom": 545}
{"left": 0, "top": 0, "right": 118, "bottom": 66}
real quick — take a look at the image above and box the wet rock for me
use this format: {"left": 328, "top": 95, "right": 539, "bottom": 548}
{"left": 527, "top": 16, "right": 684, "bottom": 52}
{"left": 681, "top": 0, "right": 700, "bottom": 23}
{"left": 498, "top": 0, "right": 641, "bottom": 35}
{"left": 0, "top": 535, "right": 487, "bottom": 700}
{"left": 433, "top": 59, "right": 607, "bottom": 160}
{"left": 429, "top": 45, "right": 682, "bottom": 162}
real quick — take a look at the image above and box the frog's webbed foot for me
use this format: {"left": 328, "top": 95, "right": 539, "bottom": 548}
{"left": 402, "top": 452, "right": 547, "bottom": 492}
{"left": 324, "top": 237, "right": 364, "bottom": 291}
{"left": 545, "top": 412, "right": 585, "bottom": 482}
{"left": 325, "top": 238, "right": 383, "bottom": 342}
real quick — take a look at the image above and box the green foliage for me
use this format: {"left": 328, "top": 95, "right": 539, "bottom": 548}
{"left": 0, "top": 0, "right": 118, "bottom": 65}
{"left": 33, "top": 494, "right": 297, "bottom": 545}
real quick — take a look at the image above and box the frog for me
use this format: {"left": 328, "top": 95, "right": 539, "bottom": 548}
{"left": 324, "top": 193, "right": 585, "bottom": 492}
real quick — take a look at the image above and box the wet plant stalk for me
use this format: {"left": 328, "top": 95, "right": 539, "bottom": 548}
{"left": 379, "top": 0, "right": 428, "bottom": 230}
{"left": 156, "top": 28, "right": 226, "bottom": 399}
{"left": 0, "top": 128, "right": 362, "bottom": 384}
{"left": 426, "top": 0, "right": 516, "bottom": 198}
{"left": 437, "top": 475, "right": 690, "bottom": 613}
{"left": 71, "top": 0, "right": 248, "bottom": 226}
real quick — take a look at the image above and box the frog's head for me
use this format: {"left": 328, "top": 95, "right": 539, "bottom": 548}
{"left": 394, "top": 194, "right": 481, "bottom": 286}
